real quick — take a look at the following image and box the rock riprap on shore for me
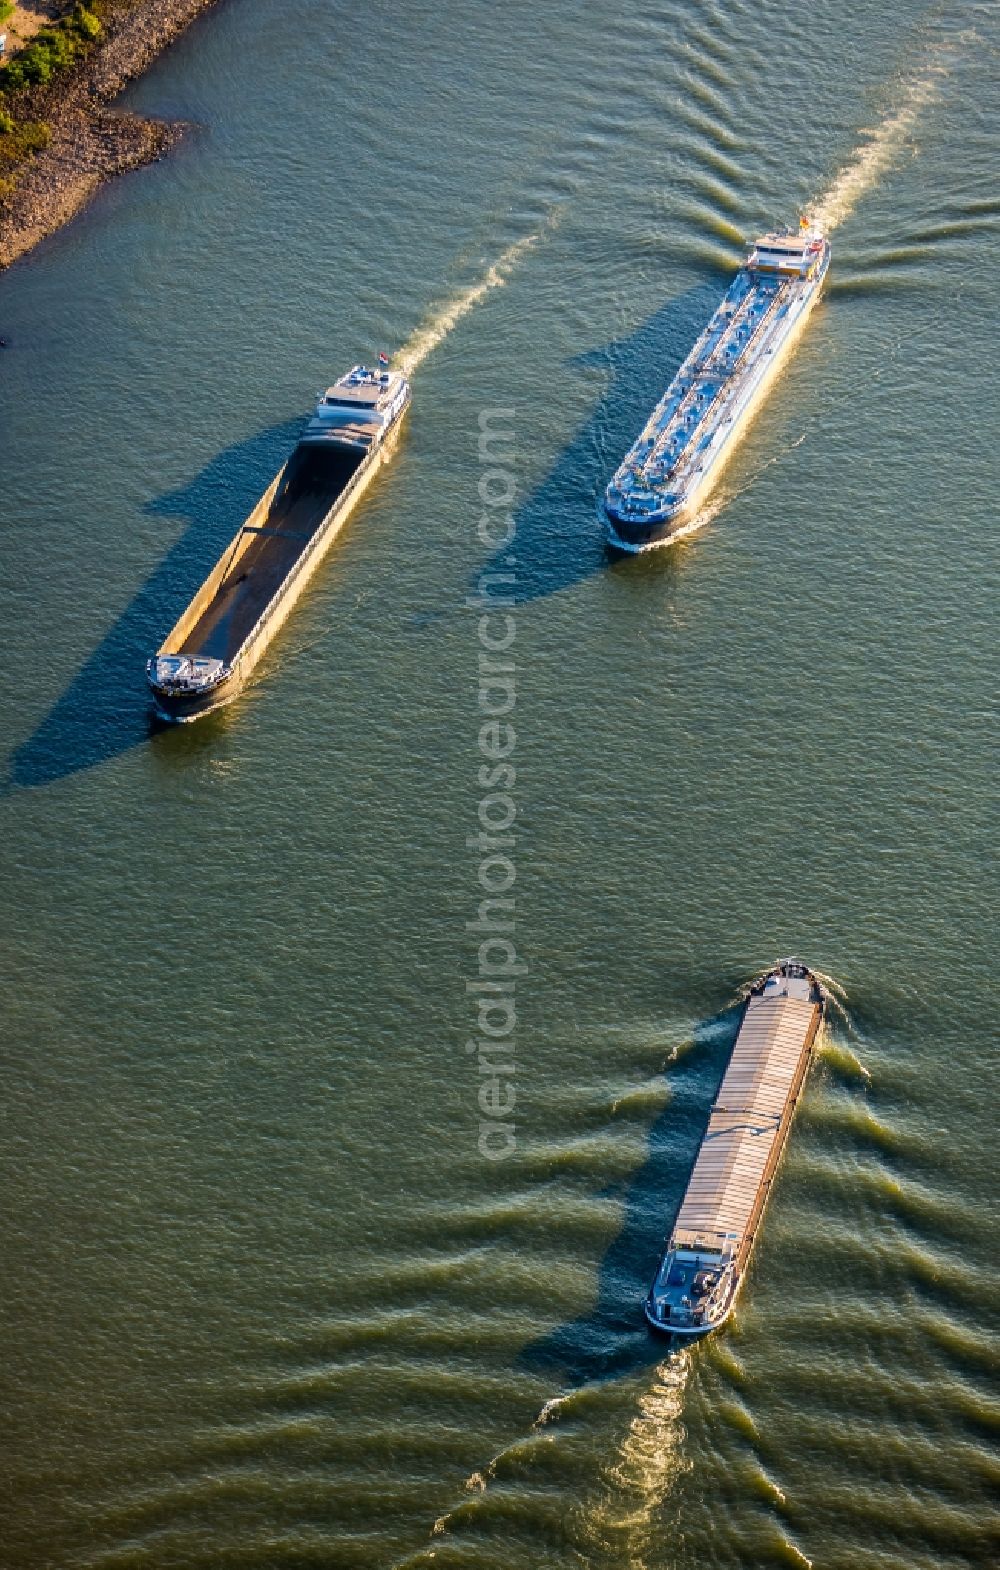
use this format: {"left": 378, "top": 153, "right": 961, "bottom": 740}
{"left": 0, "top": 0, "right": 219, "bottom": 268}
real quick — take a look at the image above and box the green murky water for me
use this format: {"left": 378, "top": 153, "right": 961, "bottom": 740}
{"left": 1, "top": 1, "right": 996, "bottom": 1565}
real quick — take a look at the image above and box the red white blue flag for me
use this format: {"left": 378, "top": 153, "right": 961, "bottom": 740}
{"left": 378, "top": 351, "right": 389, "bottom": 366}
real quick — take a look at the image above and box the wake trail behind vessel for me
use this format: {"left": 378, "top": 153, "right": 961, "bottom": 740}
{"left": 811, "top": 49, "right": 952, "bottom": 232}
{"left": 389, "top": 1379, "right": 606, "bottom": 1567}
{"left": 397, "top": 231, "right": 542, "bottom": 376}
{"left": 583, "top": 1349, "right": 693, "bottom": 1570}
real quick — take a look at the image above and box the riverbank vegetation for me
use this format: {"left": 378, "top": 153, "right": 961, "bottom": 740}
{"left": 0, "top": 0, "right": 214, "bottom": 268}
{"left": 2, "top": 5, "right": 102, "bottom": 93}
{"left": 0, "top": 3, "right": 103, "bottom": 196}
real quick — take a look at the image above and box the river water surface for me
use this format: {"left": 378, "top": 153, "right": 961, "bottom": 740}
{"left": 0, "top": 1, "right": 997, "bottom": 1566}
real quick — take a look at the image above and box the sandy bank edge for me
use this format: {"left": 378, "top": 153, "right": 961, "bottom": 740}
{"left": 0, "top": 0, "right": 221, "bottom": 270}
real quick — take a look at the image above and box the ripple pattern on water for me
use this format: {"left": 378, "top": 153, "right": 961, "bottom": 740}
{"left": 0, "top": 0, "right": 997, "bottom": 1566}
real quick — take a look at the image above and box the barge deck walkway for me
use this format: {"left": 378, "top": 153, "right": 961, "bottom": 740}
{"left": 672, "top": 978, "right": 823, "bottom": 1265}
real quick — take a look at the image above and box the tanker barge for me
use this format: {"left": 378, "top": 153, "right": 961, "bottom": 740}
{"left": 646, "top": 960, "right": 826, "bottom": 1337}
{"left": 147, "top": 363, "right": 410, "bottom": 722}
{"left": 605, "top": 221, "right": 830, "bottom": 552}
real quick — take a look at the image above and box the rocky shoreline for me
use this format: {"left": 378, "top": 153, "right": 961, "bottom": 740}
{"left": 0, "top": 0, "right": 221, "bottom": 269}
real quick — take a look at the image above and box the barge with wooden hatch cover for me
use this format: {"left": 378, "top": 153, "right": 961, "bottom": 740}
{"left": 147, "top": 362, "right": 410, "bottom": 722}
{"left": 646, "top": 959, "right": 826, "bottom": 1337}
{"left": 605, "top": 219, "right": 830, "bottom": 552}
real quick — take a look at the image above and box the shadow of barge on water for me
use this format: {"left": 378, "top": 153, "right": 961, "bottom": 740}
{"left": 473, "top": 278, "right": 723, "bottom": 607}
{"left": 6, "top": 275, "right": 726, "bottom": 792}
{"left": 518, "top": 997, "right": 745, "bottom": 1391}
{"left": 3, "top": 416, "right": 304, "bottom": 793}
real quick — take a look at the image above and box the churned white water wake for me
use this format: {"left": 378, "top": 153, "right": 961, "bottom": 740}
{"left": 810, "top": 49, "right": 953, "bottom": 233}
{"left": 396, "top": 229, "right": 545, "bottom": 376}
{"left": 585, "top": 1349, "right": 693, "bottom": 1569}
{"left": 415, "top": 1390, "right": 570, "bottom": 1547}
{"left": 533, "top": 1390, "right": 575, "bottom": 1427}
{"left": 413, "top": 1356, "right": 695, "bottom": 1567}
{"left": 388, "top": 1378, "right": 601, "bottom": 1563}
{"left": 594, "top": 487, "right": 731, "bottom": 553}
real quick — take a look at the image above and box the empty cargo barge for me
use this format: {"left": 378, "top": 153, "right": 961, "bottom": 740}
{"left": 646, "top": 959, "right": 826, "bottom": 1337}
{"left": 147, "top": 363, "right": 410, "bottom": 722}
